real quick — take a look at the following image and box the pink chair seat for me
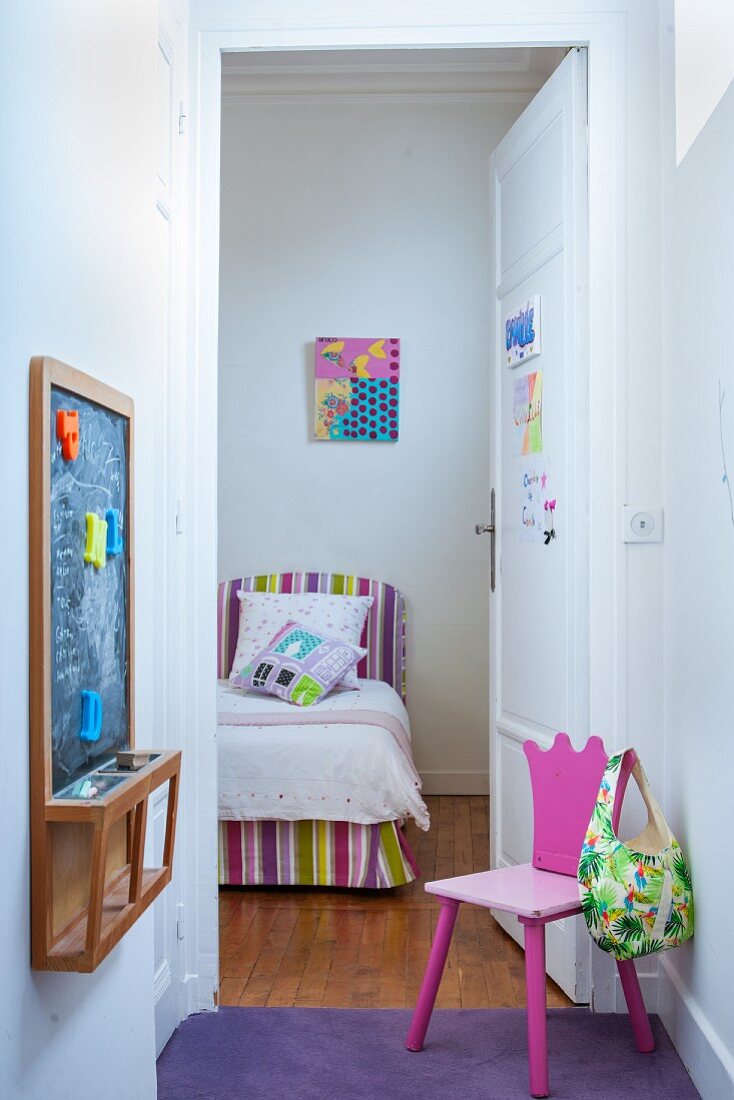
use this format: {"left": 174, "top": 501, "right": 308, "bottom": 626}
{"left": 426, "top": 864, "right": 582, "bottom": 921}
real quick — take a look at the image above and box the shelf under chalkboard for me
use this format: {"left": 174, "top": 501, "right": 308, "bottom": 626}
{"left": 48, "top": 864, "right": 170, "bottom": 971}
{"left": 42, "top": 749, "right": 181, "bottom": 972}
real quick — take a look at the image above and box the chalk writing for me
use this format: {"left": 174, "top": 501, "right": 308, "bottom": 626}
{"left": 50, "top": 386, "right": 129, "bottom": 793}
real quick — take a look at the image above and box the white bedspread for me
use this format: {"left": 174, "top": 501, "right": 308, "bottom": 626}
{"left": 217, "top": 678, "right": 429, "bottom": 830}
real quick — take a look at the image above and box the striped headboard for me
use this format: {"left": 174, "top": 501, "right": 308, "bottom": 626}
{"left": 217, "top": 572, "right": 407, "bottom": 700}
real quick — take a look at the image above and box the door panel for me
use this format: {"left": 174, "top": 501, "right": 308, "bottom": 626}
{"left": 500, "top": 253, "right": 568, "bottom": 735}
{"left": 154, "top": 0, "right": 187, "bottom": 1054}
{"left": 496, "top": 735, "right": 533, "bottom": 867}
{"left": 151, "top": 783, "right": 176, "bottom": 1041}
{"left": 499, "top": 120, "right": 564, "bottom": 270}
{"left": 489, "top": 48, "right": 589, "bottom": 1002}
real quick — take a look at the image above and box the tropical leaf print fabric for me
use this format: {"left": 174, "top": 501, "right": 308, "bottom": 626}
{"left": 578, "top": 751, "right": 694, "bottom": 960}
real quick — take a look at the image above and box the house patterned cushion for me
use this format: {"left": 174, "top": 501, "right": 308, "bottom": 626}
{"left": 229, "top": 591, "right": 373, "bottom": 689}
{"left": 231, "top": 621, "right": 367, "bottom": 707}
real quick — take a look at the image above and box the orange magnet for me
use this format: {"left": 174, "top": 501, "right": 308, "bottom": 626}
{"left": 56, "top": 409, "right": 79, "bottom": 461}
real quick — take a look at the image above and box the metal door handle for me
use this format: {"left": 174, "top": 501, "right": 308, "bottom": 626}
{"left": 475, "top": 489, "right": 496, "bottom": 592}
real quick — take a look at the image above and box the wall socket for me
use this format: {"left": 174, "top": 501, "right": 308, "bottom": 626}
{"left": 623, "top": 505, "right": 663, "bottom": 543}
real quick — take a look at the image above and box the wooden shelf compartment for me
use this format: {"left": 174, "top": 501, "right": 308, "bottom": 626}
{"left": 35, "top": 749, "right": 181, "bottom": 973}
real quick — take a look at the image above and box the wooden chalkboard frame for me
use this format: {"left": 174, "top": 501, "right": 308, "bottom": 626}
{"left": 30, "top": 357, "right": 180, "bottom": 972}
{"left": 30, "top": 356, "right": 136, "bottom": 798}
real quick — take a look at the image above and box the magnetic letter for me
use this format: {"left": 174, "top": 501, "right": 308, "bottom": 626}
{"left": 84, "top": 513, "right": 108, "bottom": 569}
{"left": 56, "top": 409, "right": 79, "bottom": 461}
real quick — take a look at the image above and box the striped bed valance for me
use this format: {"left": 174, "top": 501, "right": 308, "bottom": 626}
{"left": 218, "top": 819, "right": 418, "bottom": 889}
{"left": 216, "top": 572, "right": 406, "bottom": 700}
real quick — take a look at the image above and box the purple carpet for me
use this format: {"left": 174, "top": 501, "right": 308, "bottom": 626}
{"left": 156, "top": 1007, "right": 698, "bottom": 1099}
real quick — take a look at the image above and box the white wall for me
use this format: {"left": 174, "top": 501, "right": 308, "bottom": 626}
{"left": 659, "top": 7, "right": 734, "bottom": 1095}
{"left": 218, "top": 94, "right": 526, "bottom": 792}
{"left": 0, "top": 3, "right": 162, "bottom": 1097}
{"left": 674, "top": 0, "right": 734, "bottom": 163}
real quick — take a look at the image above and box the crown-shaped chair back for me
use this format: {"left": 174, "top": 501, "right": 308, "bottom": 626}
{"left": 523, "top": 732, "right": 636, "bottom": 877}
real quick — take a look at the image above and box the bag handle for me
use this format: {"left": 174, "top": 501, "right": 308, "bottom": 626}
{"left": 597, "top": 748, "right": 674, "bottom": 854}
{"left": 627, "top": 756, "right": 674, "bottom": 852}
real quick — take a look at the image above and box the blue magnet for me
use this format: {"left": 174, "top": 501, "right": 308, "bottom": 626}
{"left": 105, "top": 509, "right": 123, "bottom": 556}
{"left": 80, "top": 690, "right": 103, "bottom": 743}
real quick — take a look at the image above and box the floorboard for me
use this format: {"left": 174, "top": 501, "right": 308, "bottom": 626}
{"left": 218, "top": 796, "right": 573, "bottom": 1009}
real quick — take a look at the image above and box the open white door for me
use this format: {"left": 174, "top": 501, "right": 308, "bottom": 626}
{"left": 487, "top": 48, "right": 589, "bottom": 1002}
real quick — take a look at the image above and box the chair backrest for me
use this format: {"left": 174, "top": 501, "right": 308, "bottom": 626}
{"left": 216, "top": 571, "right": 407, "bottom": 700}
{"left": 524, "top": 732, "right": 636, "bottom": 877}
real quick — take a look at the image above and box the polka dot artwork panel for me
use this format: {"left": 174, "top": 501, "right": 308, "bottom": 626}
{"left": 314, "top": 337, "right": 400, "bottom": 442}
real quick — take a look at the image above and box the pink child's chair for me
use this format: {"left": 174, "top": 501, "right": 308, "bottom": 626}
{"left": 405, "top": 733, "right": 654, "bottom": 1098}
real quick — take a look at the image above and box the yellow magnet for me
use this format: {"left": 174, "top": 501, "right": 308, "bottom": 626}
{"left": 84, "top": 513, "right": 108, "bottom": 569}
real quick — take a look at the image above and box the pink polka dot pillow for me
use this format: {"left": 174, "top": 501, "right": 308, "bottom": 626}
{"left": 229, "top": 591, "right": 374, "bottom": 689}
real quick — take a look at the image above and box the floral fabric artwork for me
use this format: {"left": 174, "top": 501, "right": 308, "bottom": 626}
{"left": 314, "top": 337, "right": 400, "bottom": 441}
{"left": 578, "top": 750, "right": 694, "bottom": 961}
{"left": 231, "top": 620, "right": 366, "bottom": 707}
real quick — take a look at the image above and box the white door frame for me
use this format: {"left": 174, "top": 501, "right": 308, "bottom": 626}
{"left": 182, "top": 3, "right": 631, "bottom": 1015}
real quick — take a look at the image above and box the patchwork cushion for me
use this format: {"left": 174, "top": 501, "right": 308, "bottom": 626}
{"left": 232, "top": 621, "right": 366, "bottom": 707}
{"left": 229, "top": 591, "right": 373, "bottom": 689}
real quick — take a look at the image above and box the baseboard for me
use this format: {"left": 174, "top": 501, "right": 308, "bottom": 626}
{"left": 178, "top": 969, "right": 218, "bottom": 1020}
{"left": 420, "top": 771, "right": 489, "bottom": 795}
{"left": 658, "top": 955, "right": 734, "bottom": 1099}
{"left": 179, "top": 973, "right": 201, "bottom": 1020}
{"left": 198, "top": 968, "right": 219, "bottom": 1013}
{"left": 613, "top": 969, "right": 659, "bottom": 1014}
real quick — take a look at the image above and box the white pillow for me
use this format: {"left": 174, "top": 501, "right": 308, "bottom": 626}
{"left": 230, "top": 591, "right": 374, "bottom": 689}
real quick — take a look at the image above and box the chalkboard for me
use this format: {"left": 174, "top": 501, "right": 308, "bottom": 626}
{"left": 50, "top": 385, "right": 130, "bottom": 794}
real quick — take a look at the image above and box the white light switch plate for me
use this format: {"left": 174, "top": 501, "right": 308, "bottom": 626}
{"left": 623, "top": 505, "right": 663, "bottom": 543}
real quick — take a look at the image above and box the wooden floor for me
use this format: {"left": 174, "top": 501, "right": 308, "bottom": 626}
{"left": 219, "top": 795, "right": 572, "bottom": 1009}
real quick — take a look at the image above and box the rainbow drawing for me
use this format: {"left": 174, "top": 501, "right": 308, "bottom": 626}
{"left": 513, "top": 370, "right": 543, "bottom": 456}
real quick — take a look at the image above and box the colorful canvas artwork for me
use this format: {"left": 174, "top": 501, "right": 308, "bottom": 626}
{"left": 314, "top": 337, "right": 400, "bottom": 441}
{"left": 513, "top": 369, "right": 543, "bottom": 455}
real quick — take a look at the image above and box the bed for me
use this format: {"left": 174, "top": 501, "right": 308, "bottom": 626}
{"left": 216, "top": 572, "right": 428, "bottom": 889}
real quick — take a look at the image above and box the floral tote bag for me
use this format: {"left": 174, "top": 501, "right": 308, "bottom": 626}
{"left": 578, "top": 749, "right": 694, "bottom": 960}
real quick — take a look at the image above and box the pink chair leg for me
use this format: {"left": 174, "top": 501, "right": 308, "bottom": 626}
{"left": 406, "top": 897, "right": 460, "bottom": 1052}
{"left": 523, "top": 921, "right": 549, "bottom": 1099}
{"left": 617, "top": 959, "right": 655, "bottom": 1053}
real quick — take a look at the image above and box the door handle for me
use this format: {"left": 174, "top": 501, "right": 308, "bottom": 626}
{"left": 475, "top": 488, "right": 496, "bottom": 592}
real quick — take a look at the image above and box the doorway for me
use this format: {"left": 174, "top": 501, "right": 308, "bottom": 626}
{"left": 182, "top": 13, "right": 628, "bottom": 1025}
{"left": 212, "top": 43, "right": 582, "bottom": 1011}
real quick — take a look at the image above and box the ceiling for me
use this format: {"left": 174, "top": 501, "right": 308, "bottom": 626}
{"left": 221, "top": 47, "right": 569, "bottom": 101}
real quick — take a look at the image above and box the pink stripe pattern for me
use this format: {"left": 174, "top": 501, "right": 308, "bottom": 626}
{"left": 218, "top": 819, "right": 417, "bottom": 889}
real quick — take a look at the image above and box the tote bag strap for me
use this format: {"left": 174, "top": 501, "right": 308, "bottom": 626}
{"left": 628, "top": 756, "right": 674, "bottom": 850}
{"left": 596, "top": 747, "right": 634, "bottom": 820}
{"left": 600, "top": 748, "right": 673, "bottom": 850}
